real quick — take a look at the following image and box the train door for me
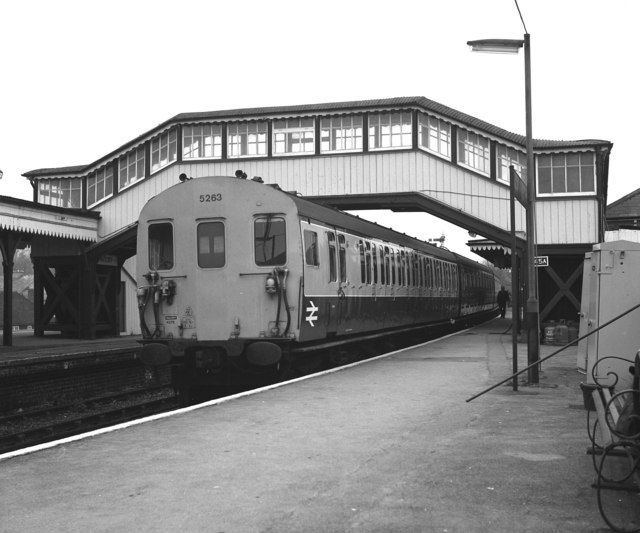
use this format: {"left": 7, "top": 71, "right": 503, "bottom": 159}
{"left": 325, "top": 230, "right": 340, "bottom": 336}
{"left": 338, "top": 232, "right": 360, "bottom": 335}
{"left": 300, "top": 221, "right": 328, "bottom": 341}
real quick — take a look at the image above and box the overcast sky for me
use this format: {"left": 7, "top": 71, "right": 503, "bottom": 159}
{"left": 0, "top": 0, "right": 636, "bottom": 259}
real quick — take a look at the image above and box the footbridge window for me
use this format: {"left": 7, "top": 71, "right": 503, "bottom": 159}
{"left": 537, "top": 152, "right": 595, "bottom": 195}
{"left": 151, "top": 128, "right": 178, "bottom": 173}
{"left": 119, "top": 146, "right": 146, "bottom": 190}
{"left": 87, "top": 165, "right": 113, "bottom": 207}
{"left": 368, "top": 112, "right": 412, "bottom": 150}
{"left": 183, "top": 124, "right": 222, "bottom": 160}
{"left": 458, "top": 129, "right": 490, "bottom": 176}
{"left": 496, "top": 145, "right": 526, "bottom": 184}
{"left": 273, "top": 118, "right": 315, "bottom": 155}
{"left": 229, "top": 122, "right": 268, "bottom": 158}
{"left": 38, "top": 178, "right": 82, "bottom": 208}
{"left": 320, "top": 116, "right": 363, "bottom": 153}
{"left": 418, "top": 113, "right": 451, "bottom": 159}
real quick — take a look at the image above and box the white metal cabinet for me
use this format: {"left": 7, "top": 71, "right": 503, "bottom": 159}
{"left": 583, "top": 241, "right": 640, "bottom": 389}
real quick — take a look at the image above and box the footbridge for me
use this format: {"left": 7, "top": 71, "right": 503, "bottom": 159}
{"left": 22, "top": 96, "right": 612, "bottom": 336}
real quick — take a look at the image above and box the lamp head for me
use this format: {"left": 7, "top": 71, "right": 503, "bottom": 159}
{"left": 467, "top": 38, "right": 524, "bottom": 54}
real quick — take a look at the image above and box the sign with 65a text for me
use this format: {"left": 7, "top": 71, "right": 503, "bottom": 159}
{"left": 534, "top": 256, "right": 549, "bottom": 267}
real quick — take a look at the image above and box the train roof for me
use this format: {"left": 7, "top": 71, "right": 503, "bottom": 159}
{"left": 263, "top": 181, "right": 492, "bottom": 272}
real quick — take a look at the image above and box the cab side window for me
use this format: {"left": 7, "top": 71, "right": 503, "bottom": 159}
{"left": 148, "top": 222, "right": 173, "bottom": 270}
{"left": 327, "top": 232, "right": 337, "bottom": 281}
{"left": 255, "top": 216, "right": 286, "bottom": 266}
{"left": 338, "top": 234, "right": 347, "bottom": 282}
{"left": 304, "top": 230, "right": 319, "bottom": 266}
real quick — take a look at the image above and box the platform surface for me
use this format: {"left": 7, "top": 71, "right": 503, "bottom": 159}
{"left": 0, "top": 318, "right": 603, "bottom": 532}
{"left": 0, "top": 332, "right": 141, "bottom": 366}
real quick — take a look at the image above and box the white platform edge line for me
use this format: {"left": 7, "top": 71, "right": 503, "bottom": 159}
{"left": 0, "top": 321, "right": 489, "bottom": 462}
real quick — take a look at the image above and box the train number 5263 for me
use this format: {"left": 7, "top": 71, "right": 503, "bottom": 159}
{"left": 199, "top": 194, "right": 222, "bottom": 202}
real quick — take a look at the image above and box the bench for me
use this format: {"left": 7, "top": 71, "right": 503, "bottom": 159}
{"left": 584, "top": 354, "right": 640, "bottom": 532}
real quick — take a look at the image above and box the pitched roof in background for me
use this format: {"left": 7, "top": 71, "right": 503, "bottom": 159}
{"left": 607, "top": 188, "right": 640, "bottom": 218}
{"left": 23, "top": 96, "right": 612, "bottom": 178}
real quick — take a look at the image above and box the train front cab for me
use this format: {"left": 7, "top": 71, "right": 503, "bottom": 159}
{"left": 137, "top": 177, "right": 305, "bottom": 382}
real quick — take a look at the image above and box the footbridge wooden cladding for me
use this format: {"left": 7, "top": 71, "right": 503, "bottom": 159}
{"left": 97, "top": 152, "right": 596, "bottom": 247}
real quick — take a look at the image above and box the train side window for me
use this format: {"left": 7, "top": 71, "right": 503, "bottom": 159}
{"left": 425, "top": 257, "right": 433, "bottom": 289}
{"left": 379, "top": 246, "right": 385, "bottom": 285}
{"left": 327, "top": 232, "right": 337, "bottom": 281}
{"left": 372, "top": 243, "right": 378, "bottom": 284}
{"left": 411, "top": 254, "right": 415, "bottom": 286}
{"left": 409, "top": 253, "right": 414, "bottom": 286}
{"left": 423, "top": 257, "right": 428, "bottom": 288}
{"left": 359, "top": 240, "right": 366, "bottom": 282}
{"left": 338, "top": 234, "right": 347, "bottom": 282}
{"left": 390, "top": 249, "right": 396, "bottom": 285}
{"left": 148, "top": 222, "right": 174, "bottom": 270}
{"left": 197, "top": 221, "right": 225, "bottom": 268}
{"left": 384, "top": 246, "right": 390, "bottom": 285}
{"left": 365, "top": 242, "right": 372, "bottom": 284}
{"left": 304, "top": 230, "right": 319, "bottom": 266}
{"left": 254, "top": 216, "right": 286, "bottom": 266}
{"left": 405, "top": 253, "right": 410, "bottom": 286}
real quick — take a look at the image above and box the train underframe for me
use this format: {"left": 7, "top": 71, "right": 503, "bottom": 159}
{"left": 139, "top": 308, "right": 498, "bottom": 401}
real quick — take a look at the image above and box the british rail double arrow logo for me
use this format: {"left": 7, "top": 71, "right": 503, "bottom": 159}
{"left": 306, "top": 301, "right": 319, "bottom": 327}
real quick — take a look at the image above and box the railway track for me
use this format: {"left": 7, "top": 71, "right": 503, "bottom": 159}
{"left": 0, "top": 386, "right": 180, "bottom": 454}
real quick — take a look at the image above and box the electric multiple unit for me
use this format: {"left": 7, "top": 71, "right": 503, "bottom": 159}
{"left": 136, "top": 175, "right": 498, "bottom": 386}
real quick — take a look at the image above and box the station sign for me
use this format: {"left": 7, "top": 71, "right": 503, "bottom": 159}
{"left": 534, "top": 256, "right": 549, "bottom": 267}
{"left": 98, "top": 254, "right": 118, "bottom": 266}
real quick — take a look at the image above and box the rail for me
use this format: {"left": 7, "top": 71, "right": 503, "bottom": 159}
{"left": 0, "top": 386, "right": 178, "bottom": 454}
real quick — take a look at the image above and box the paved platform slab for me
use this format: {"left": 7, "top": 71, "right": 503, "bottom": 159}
{"left": 0, "top": 319, "right": 605, "bottom": 532}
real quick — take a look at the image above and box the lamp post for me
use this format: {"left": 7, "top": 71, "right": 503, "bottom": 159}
{"left": 467, "top": 34, "right": 539, "bottom": 384}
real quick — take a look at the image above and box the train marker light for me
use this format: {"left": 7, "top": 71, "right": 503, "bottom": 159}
{"left": 265, "top": 273, "right": 278, "bottom": 294}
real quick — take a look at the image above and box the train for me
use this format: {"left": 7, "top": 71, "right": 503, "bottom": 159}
{"left": 137, "top": 174, "right": 499, "bottom": 389}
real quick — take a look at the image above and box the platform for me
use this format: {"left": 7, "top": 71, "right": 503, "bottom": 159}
{"left": 0, "top": 331, "right": 141, "bottom": 366}
{"left": 0, "top": 318, "right": 603, "bottom": 531}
